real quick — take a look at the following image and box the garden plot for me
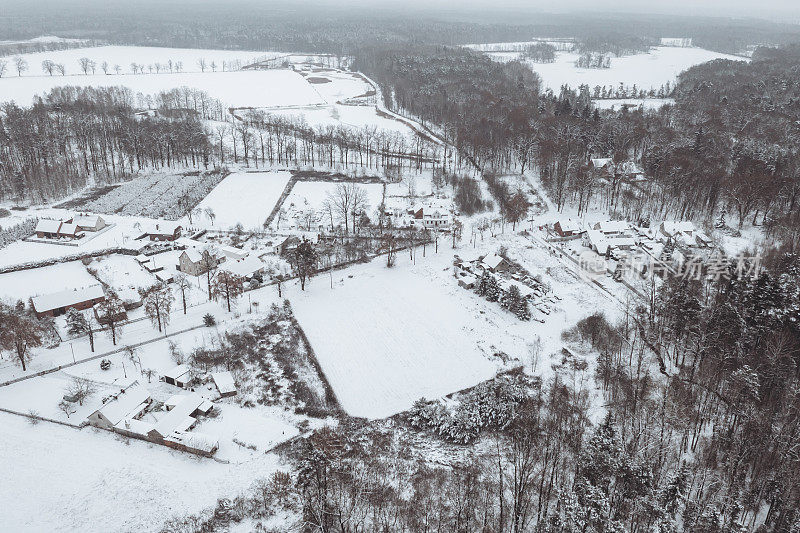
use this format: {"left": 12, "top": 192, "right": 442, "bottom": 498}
{"left": 289, "top": 259, "right": 499, "bottom": 419}
{"left": 478, "top": 46, "right": 746, "bottom": 92}
{"left": 189, "top": 171, "right": 293, "bottom": 231}
{"left": 276, "top": 181, "right": 384, "bottom": 230}
{"left": 0, "top": 261, "right": 96, "bottom": 303}
{"left": 86, "top": 254, "right": 156, "bottom": 291}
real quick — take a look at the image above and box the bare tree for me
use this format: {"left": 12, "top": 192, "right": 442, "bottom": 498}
{"left": 79, "top": 57, "right": 92, "bottom": 75}
{"left": 213, "top": 271, "right": 245, "bottom": 312}
{"left": 204, "top": 207, "right": 216, "bottom": 226}
{"left": 114, "top": 64, "right": 121, "bottom": 74}
{"left": 0, "top": 303, "right": 45, "bottom": 372}
{"left": 101, "top": 61, "right": 109, "bottom": 74}
{"left": 55, "top": 63, "right": 65, "bottom": 76}
{"left": 175, "top": 61, "right": 183, "bottom": 72}
{"left": 175, "top": 273, "right": 191, "bottom": 314}
{"left": 325, "top": 183, "right": 369, "bottom": 234}
{"left": 210, "top": 60, "right": 217, "bottom": 72}
{"left": 65, "top": 377, "right": 96, "bottom": 406}
{"left": 141, "top": 283, "right": 174, "bottom": 333}
{"left": 13, "top": 56, "right": 28, "bottom": 76}
{"left": 41, "top": 59, "right": 56, "bottom": 76}
{"left": 96, "top": 292, "right": 126, "bottom": 345}
{"left": 197, "top": 57, "right": 208, "bottom": 72}
{"left": 58, "top": 400, "right": 76, "bottom": 419}
{"left": 0, "top": 59, "right": 7, "bottom": 78}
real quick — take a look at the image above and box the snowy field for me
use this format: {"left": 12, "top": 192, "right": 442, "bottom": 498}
{"left": 0, "top": 261, "right": 97, "bottom": 303}
{"left": 87, "top": 255, "right": 156, "bottom": 291}
{"left": 0, "top": 68, "right": 324, "bottom": 108}
{"left": 268, "top": 104, "right": 419, "bottom": 140}
{"left": 478, "top": 46, "right": 747, "bottom": 91}
{"left": 282, "top": 181, "right": 384, "bottom": 217}
{"left": 188, "top": 171, "right": 293, "bottom": 230}
{"left": 290, "top": 258, "right": 500, "bottom": 419}
{"left": 0, "top": 411, "right": 286, "bottom": 532}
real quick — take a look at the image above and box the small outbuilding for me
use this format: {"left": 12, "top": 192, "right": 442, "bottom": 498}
{"left": 211, "top": 371, "right": 237, "bottom": 397}
{"left": 163, "top": 364, "right": 192, "bottom": 388}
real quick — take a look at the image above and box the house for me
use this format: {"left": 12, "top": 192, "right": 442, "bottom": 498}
{"left": 409, "top": 205, "right": 452, "bottom": 230}
{"left": 554, "top": 219, "right": 583, "bottom": 238}
{"left": 86, "top": 383, "right": 151, "bottom": 430}
{"left": 481, "top": 253, "right": 508, "bottom": 273}
{"left": 73, "top": 214, "right": 106, "bottom": 232}
{"left": 219, "top": 245, "right": 248, "bottom": 261}
{"left": 148, "top": 393, "right": 212, "bottom": 440}
{"left": 219, "top": 255, "right": 265, "bottom": 280}
{"left": 178, "top": 247, "right": 224, "bottom": 276}
{"left": 34, "top": 219, "right": 65, "bottom": 239}
{"left": 275, "top": 236, "right": 301, "bottom": 257}
{"left": 590, "top": 158, "right": 613, "bottom": 174}
{"left": 457, "top": 274, "right": 477, "bottom": 290}
{"left": 659, "top": 221, "right": 696, "bottom": 241}
{"left": 163, "top": 364, "right": 192, "bottom": 388}
{"left": 31, "top": 285, "right": 105, "bottom": 318}
{"left": 34, "top": 218, "right": 84, "bottom": 240}
{"left": 211, "top": 371, "right": 237, "bottom": 397}
{"left": 155, "top": 271, "right": 174, "bottom": 284}
{"left": 593, "top": 221, "right": 629, "bottom": 235}
{"left": 145, "top": 221, "right": 182, "bottom": 241}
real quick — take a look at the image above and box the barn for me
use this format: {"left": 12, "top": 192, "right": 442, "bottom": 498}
{"left": 31, "top": 285, "right": 106, "bottom": 318}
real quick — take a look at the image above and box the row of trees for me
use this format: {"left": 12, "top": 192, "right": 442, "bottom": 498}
{"left": 0, "top": 86, "right": 212, "bottom": 202}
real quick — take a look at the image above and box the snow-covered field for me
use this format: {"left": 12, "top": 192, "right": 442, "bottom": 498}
{"left": 0, "top": 260, "right": 98, "bottom": 303}
{"left": 87, "top": 255, "right": 156, "bottom": 291}
{"left": 479, "top": 46, "right": 746, "bottom": 91}
{"left": 290, "top": 257, "right": 502, "bottom": 419}
{"left": 0, "top": 68, "right": 324, "bottom": 108}
{"left": 0, "top": 411, "right": 286, "bottom": 532}
{"left": 278, "top": 181, "right": 384, "bottom": 227}
{"left": 188, "top": 171, "right": 293, "bottom": 230}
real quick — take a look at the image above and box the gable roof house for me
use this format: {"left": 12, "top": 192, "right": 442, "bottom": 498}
{"left": 34, "top": 219, "right": 65, "bottom": 239}
{"left": 163, "top": 364, "right": 192, "bottom": 388}
{"left": 32, "top": 285, "right": 105, "bottom": 318}
{"left": 147, "top": 393, "right": 213, "bottom": 440}
{"left": 178, "top": 247, "right": 224, "bottom": 276}
{"left": 554, "top": 219, "right": 584, "bottom": 238}
{"left": 275, "top": 236, "right": 301, "bottom": 257}
{"left": 593, "top": 221, "right": 629, "bottom": 235}
{"left": 73, "top": 214, "right": 107, "bottom": 232}
{"left": 481, "top": 253, "right": 509, "bottom": 273}
{"left": 145, "top": 221, "right": 182, "bottom": 241}
{"left": 86, "top": 383, "right": 152, "bottom": 430}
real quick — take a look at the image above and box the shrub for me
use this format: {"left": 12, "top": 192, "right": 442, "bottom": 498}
{"left": 203, "top": 313, "right": 217, "bottom": 327}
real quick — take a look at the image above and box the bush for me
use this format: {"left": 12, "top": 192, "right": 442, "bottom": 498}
{"left": 203, "top": 313, "right": 217, "bottom": 327}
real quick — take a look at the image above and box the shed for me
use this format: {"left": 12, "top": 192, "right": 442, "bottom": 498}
{"left": 211, "top": 371, "right": 237, "bottom": 397}
{"left": 163, "top": 364, "right": 192, "bottom": 388}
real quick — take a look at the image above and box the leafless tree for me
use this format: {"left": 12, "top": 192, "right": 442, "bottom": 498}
{"left": 55, "top": 63, "right": 65, "bottom": 76}
{"left": 79, "top": 57, "right": 92, "bottom": 75}
{"left": 213, "top": 271, "right": 245, "bottom": 311}
{"left": 58, "top": 400, "right": 76, "bottom": 419}
{"left": 101, "top": 61, "right": 109, "bottom": 74}
{"left": 0, "top": 303, "right": 45, "bottom": 372}
{"left": 41, "top": 59, "right": 56, "bottom": 76}
{"left": 65, "top": 377, "right": 96, "bottom": 406}
{"left": 13, "top": 56, "right": 28, "bottom": 76}
{"left": 96, "top": 292, "right": 126, "bottom": 345}
{"left": 0, "top": 59, "right": 7, "bottom": 78}
{"left": 114, "top": 64, "right": 121, "bottom": 74}
{"left": 325, "top": 183, "right": 369, "bottom": 234}
{"left": 141, "top": 283, "right": 174, "bottom": 333}
{"left": 210, "top": 60, "right": 217, "bottom": 72}
{"left": 175, "top": 274, "right": 191, "bottom": 314}
{"left": 197, "top": 57, "right": 208, "bottom": 72}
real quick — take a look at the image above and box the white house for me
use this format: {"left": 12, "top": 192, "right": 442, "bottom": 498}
{"left": 73, "top": 214, "right": 107, "bottom": 232}
{"left": 163, "top": 364, "right": 192, "bottom": 388}
{"left": 86, "top": 383, "right": 151, "bottom": 430}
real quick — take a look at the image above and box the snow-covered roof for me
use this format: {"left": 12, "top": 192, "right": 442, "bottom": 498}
{"left": 147, "top": 221, "right": 181, "bottom": 235}
{"left": 498, "top": 279, "right": 535, "bottom": 298}
{"left": 135, "top": 254, "right": 149, "bottom": 263}
{"left": 90, "top": 384, "right": 151, "bottom": 426}
{"left": 164, "top": 364, "right": 190, "bottom": 381}
{"left": 607, "top": 236, "right": 636, "bottom": 248}
{"left": 32, "top": 284, "right": 105, "bottom": 313}
{"left": 165, "top": 430, "right": 218, "bottom": 454}
{"left": 695, "top": 231, "right": 713, "bottom": 244}
{"left": 211, "top": 371, "right": 236, "bottom": 395}
{"left": 219, "top": 245, "right": 247, "bottom": 260}
{"left": 661, "top": 221, "right": 695, "bottom": 236}
{"left": 595, "top": 221, "right": 629, "bottom": 233}
{"left": 116, "top": 287, "right": 141, "bottom": 303}
{"left": 59, "top": 222, "right": 80, "bottom": 235}
{"left": 73, "top": 214, "right": 103, "bottom": 227}
{"left": 591, "top": 157, "right": 613, "bottom": 168}
{"left": 34, "top": 219, "right": 62, "bottom": 234}
{"left": 150, "top": 393, "right": 207, "bottom": 439}
{"left": 113, "top": 417, "right": 153, "bottom": 436}
{"left": 482, "top": 253, "right": 505, "bottom": 270}
{"left": 155, "top": 271, "right": 173, "bottom": 282}
{"left": 556, "top": 219, "right": 582, "bottom": 233}
{"left": 220, "top": 256, "right": 264, "bottom": 278}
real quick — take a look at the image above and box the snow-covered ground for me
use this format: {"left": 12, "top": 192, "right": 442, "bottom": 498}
{"left": 0, "top": 68, "right": 325, "bottom": 108}
{"left": 275, "top": 181, "right": 385, "bottom": 230}
{"left": 188, "top": 170, "right": 293, "bottom": 231}
{"left": 478, "top": 46, "right": 747, "bottom": 92}
{"left": 0, "top": 411, "right": 287, "bottom": 532}
{"left": 0, "top": 260, "right": 99, "bottom": 303}
{"left": 290, "top": 255, "right": 500, "bottom": 419}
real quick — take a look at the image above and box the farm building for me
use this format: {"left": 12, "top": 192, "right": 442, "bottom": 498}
{"left": 211, "top": 371, "right": 237, "bottom": 397}
{"left": 163, "top": 364, "right": 192, "bottom": 388}
{"left": 554, "top": 219, "right": 583, "bottom": 238}
{"left": 86, "top": 383, "right": 152, "bottom": 430}
{"left": 219, "top": 255, "right": 265, "bottom": 280}
{"left": 481, "top": 253, "right": 509, "bottom": 273}
{"left": 34, "top": 218, "right": 84, "bottom": 240}
{"left": 147, "top": 394, "right": 213, "bottom": 440}
{"left": 593, "top": 221, "right": 629, "bottom": 235}
{"left": 164, "top": 430, "right": 219, "bottom": 457}
{"left": 73, "top": 214, "right": 107, "bottom": 232}
{"left": 275, "top": 236, "right": 301, "bottom": 257}
{"left": 31, "top": 285, "right": 105, "bottom": 318}
{"left": 144, "top": 221, "right": 182, "bottom": 241}
{"left": 178, "top": 248, "right": 224, "bottom": 276}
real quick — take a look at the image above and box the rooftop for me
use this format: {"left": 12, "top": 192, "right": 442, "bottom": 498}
{"left": 32, "top": 284, "right": 105, "bottom": 313}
